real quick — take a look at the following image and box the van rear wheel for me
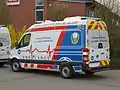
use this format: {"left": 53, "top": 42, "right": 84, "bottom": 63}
{"left": 59, "top": 63, "right": 74, "bottom": 79}
{"left": 11, "top": 60, "right": 23, "bottom": 72}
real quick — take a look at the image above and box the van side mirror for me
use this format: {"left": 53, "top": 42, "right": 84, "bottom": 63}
{"left": 0, "top": 42, "right": 3, "bottom": 47}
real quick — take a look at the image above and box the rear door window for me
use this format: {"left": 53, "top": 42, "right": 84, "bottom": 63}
{"left": 88, "top": 30, "right": 109, "bottom": 49}
{"left": 99, "top": 30, "right": 109, "bottom": 48}
{"left": 88, "top": 30, "right": 100, "bottom": 49}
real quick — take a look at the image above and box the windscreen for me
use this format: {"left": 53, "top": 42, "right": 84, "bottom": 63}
{"left": 88, "top": 30, "right": 109, "bottom": 49}
{"left": 0, "top": 33, "right": 10, "bottom": 46}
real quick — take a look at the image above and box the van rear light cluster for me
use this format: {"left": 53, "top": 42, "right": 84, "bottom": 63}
{"left": 83, "top": 48, "right": 89, "bottom": 52}
{"left": 83, "top": 48, "right": 89, "bottom": 63}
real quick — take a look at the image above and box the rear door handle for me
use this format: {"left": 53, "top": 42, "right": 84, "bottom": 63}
{"left": 101, "top": 53, "right": 104, "bottom": 55}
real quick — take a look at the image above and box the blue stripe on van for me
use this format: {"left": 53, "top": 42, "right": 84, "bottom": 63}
{"left": 56, "top": 25, "right": 86, "bottom": 62}
{"left": 67, "top": 25, "right": 78, "bottom": 29}
{"left": 54, "top": 65, "right": 59, "bottom": 70}
{"left": 73, "top": 66, "right": 82, "bottom": 71}
{"left": 83, "top": 25, "right": 86, "bottom": 48}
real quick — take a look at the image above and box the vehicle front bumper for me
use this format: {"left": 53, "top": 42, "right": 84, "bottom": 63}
{"left": 0, "top": 59, "right": 9, "bottom": 63}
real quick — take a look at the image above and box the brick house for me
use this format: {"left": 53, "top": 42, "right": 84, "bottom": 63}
{"left": 6, "top": 0, "right": 94, "bottom": 30}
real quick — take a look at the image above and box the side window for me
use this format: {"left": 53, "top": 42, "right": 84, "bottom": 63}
{"left": 18, "top": 34, "right": 31, "bottom": 48}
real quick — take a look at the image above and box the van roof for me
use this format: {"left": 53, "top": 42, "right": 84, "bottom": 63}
{"left": 63, "top": 16, "right": 101, "bottom": 21}
{"left": 27, "top": 16, "right": 102, "bottom": 32}
{"left": 0, "top": 27, "right": 9, "bottom": 33}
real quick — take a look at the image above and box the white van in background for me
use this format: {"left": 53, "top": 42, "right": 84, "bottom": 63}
{"left": 0, "top": 25, "right": 11, "bottom": 67}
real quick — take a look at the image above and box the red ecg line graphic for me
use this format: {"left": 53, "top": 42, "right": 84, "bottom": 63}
{"left": 21, "top": 45, "right": 54, "bottom": 57}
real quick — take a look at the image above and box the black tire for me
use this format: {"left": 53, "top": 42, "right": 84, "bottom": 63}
{"left": 59, "top": 62, "right": 74, "bottom": 79}
{"left": 0, "top": 62, "right": 5, "bottom": 67}
{"left": 11, "top": 59, "right": 23, "bottom": 72}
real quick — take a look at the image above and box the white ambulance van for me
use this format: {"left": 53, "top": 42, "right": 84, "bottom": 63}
{"left": 9, "top": 16, "right": 110, "bottom": 78}
{"left": 0, "top": 25, "right": 11, "bottom": 67}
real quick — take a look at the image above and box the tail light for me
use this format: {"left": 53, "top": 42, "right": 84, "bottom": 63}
{"left": 83, "top": 48, "right": 89, "bottom": 52}
{"left": 83, "top": 48, "right": 89, "bottom": 63}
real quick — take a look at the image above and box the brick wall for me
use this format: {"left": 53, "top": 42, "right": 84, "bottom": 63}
{"left": 46, "top": 0, "right": 86, "bottom": 20}
{"left": 0, "top": 0, "right": 11, "bottom": 25}
{"left": 8, "top": 0, "right": 35, "bottom": 30}
{"left": 8, "top": 0, "right": 87, "bottom": 29}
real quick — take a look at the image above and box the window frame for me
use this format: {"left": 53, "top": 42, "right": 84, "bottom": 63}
{"left": 35, "top": 0, "right": 44, "bottom": 6}
{"left": 35, "top": 0, "right": 44, "bottom": 23}
{"left": 17, "top": 33, "right": 31, "bottom": 48}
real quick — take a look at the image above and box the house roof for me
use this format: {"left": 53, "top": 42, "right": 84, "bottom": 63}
{"left": 58, "top": 0, "right": 94, "bottom": 3}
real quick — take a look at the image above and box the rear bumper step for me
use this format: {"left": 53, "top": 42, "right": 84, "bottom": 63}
{"left": 89, "top": 67, "right": 110, "bottom": 72}
{"left": 84, "top": 66, "right": 110, "bottom": 72}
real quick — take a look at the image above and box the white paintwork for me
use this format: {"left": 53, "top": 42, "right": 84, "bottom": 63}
{"left": 31, "top": 30, "right": 61, "bottom": 60}
{"left": 88, "top": 30, "right": 109, "bottom": 62}
{"left": 89, "top": 62, "right": 100, "bottom": 68}
{"left": 0, "top": 27, "right": 11, "bottom": 60}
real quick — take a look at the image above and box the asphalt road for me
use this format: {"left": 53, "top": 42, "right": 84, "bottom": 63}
{"left": 0, "top": 65, "right": 120, "bottom": 90}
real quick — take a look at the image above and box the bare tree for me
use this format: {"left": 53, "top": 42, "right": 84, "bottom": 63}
{"left": 95, "top": 0, "right": 120, "bottom": 33}
{"left": 95, "top": 0, "right": 120, "bottom": 61}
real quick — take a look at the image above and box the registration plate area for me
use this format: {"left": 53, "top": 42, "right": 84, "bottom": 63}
{"left": 89, "top": 62, "right": 100, "bottom": 68}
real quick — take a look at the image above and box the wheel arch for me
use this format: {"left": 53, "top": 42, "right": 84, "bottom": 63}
{"left": 9, "top": 57, "right": 18, "bottom": 65}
